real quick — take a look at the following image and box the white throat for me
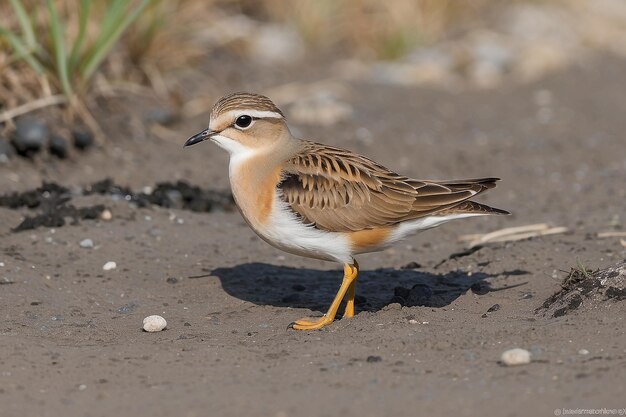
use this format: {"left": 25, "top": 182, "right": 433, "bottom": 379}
{"left": 210, "top": 135, "right": 255, "bottom": 177}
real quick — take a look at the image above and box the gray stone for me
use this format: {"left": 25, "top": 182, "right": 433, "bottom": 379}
{"left": 73, "top": 129, "right": 94, "bottom": 150}
{"left": 12, "top": 116, "right": 49, "bottom": 156}
{"left": 79, "top": 238, "right": 94, "bottom": 249}
{"left": 49, "top": 134, "right": 69, "bottom": 159}
{"left": 165, "top": 189, "right": 183, "bottom": 209}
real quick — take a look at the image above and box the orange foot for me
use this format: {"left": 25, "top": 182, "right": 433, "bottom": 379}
{"left": 289, "top": 260, "right": 359, "bottom": 331}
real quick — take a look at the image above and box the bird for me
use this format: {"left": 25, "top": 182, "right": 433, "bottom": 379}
{"left": 184, "top": 92, "right": 509, "bottom": 330}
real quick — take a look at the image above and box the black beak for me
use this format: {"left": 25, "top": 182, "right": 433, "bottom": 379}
{"left": 184, "top": 128, "right": 215, "bottom": 147}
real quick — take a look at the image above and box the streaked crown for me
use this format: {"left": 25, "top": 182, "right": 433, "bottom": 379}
{"left": 211, "top": 92, "right": 283, "bottom": 120}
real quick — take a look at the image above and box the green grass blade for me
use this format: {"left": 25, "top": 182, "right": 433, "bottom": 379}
{"left": 81, "top": 0, "right": 150, "bottom": 81}
{"left": 8, "top": 0, "right": 37, "bottom": 50}
{"left": 68, "top": 0, "right": 91, "bottom": 71}
{"left": 80, "top": 0, "right": 135, "bottom": 74}
{"left": 98, "top": 0, "right": 129, "bottom": 36}
{"left": 0, "top": 26, "right": 44, "bottom": 74}
{"left": 46, "top": 0, "right": 72, "bottom": 96}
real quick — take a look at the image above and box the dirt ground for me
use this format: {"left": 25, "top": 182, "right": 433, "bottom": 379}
{"left": 1, "top": 53, "right": 625, "bottom": 417}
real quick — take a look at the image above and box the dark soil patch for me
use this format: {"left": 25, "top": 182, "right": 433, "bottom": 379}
{"left": 84, "top": 179, "right": 234, "bottom": 212}
{"left": 538, "top": 260, "right": 626, "bottom": 317}
{"left": 0, "top": 179, "right": 234, "bottom": 232}
{"left": 0, "top": 182, "right": 105, "bottom": 232}
{"left": 13, "top": 204, "right": 106, "bottom": 232}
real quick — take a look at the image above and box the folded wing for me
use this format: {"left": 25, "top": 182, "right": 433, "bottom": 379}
{"left": 278, "top": 141, "right": 501, "bottom": 232}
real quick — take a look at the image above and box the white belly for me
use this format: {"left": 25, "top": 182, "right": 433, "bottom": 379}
{"left": 255, "top": 197, "right": 353, "bottom": 264}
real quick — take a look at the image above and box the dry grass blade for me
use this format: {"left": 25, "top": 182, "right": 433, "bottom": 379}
{"left": 0, "top": 95, "right": 66, "bottom": 123}
{"left": 597, "top": 231, "right": 626, "bottom": 238}
{"left": 1, "top": 1, "right": 152, "bottom": 107}
{"left": 459, "top": 223, "right": 569, "bottom": 248}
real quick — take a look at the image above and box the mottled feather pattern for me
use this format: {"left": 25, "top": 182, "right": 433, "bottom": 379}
{"left": 278, "top": 141, "right": 506, "bottom": 232}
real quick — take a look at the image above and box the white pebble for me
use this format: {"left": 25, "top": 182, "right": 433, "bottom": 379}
{"left": 578, "top": 349, "right": 589, "bottom": 355}
{"left": 102, "top": 261, "right": 117, "bottom": 271}
{"left": 101, "top": 209, "right": 112, "bottom": 221}
{"left": 501, "top": 348, "right": 531, "bottom": 366}
{"left": 79, "top": 238, "right": 94, "bottom": 248}
{"left": 143, "top": 315, "right": 167, "bottom": 332}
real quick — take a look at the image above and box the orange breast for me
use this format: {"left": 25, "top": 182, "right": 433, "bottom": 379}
{"left": 231, "top": 162, "right": 283, "bottom": 228}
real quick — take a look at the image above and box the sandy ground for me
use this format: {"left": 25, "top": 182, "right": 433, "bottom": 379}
{"left": 1, "top": 54, "right": 625, "bottom": 417}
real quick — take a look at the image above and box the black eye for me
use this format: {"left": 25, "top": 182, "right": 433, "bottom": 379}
{"left": 235, "top": 115, "right": 252, "bottom": 128}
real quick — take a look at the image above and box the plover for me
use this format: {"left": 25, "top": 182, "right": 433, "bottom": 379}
{"left": 184, "top": 92, "right": 509, "bottom": 330}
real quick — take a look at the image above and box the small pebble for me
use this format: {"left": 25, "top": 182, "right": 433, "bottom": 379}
{"left": 165, "top": 189, "right": 183, "bottom": 208}
{"left": 578, "top": 349, "right": 589, "bottom": 355}
{"left": 101, "top": 209, "right": 112, "bottom": 221}
{"left": 401, "top": 261, "right": 422, "bottom": 269}
{"left": 78, "top": 384, "right": 87, "bottom": 391}
{"left": 501, "top": 348, "right": 531, "bottom": 366}
{"left": 143, "top": 315, "right": 167, "bottom": 332}
{"left": 73, "top": 129, "right": 94, "bottom": 150}
{"left": 487, "top": 303, "right": 501, "bottom": 313}
{"left": 117, "top": 303, "right": 138, "bottom": 314}
{"left": 48, "top": 134, "right": 69, "bottom": 158}
{"left": 12, "top": 116, "right": 49, "bottom": 156}
{"left": 79, "top": 238, "right": 94, "bottom": 249}
{"left": 102, "top": 261, "right": 117, "bottom": 271}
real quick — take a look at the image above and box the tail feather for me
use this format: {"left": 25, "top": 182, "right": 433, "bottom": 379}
{"left": 437, "top": 200, "right": 510, "bottom": 216}
{"left": 436, "top": 177, "right": 500, "bottom": 191}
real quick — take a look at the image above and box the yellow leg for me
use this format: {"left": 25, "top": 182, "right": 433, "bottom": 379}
{"left": 343, "top": 260, "right": 359, "bottom": 318}
{"left": 291, "top": 261, "right": 359, "bottom": 330}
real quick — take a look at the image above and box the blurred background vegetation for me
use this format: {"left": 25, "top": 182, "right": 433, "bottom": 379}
{"left": 1, "top": 0, "right": 625, "bottom": 144}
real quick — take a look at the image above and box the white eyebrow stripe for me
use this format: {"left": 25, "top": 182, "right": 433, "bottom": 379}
{"left": 221, "top": 109, "right": 283, "bottom": 120}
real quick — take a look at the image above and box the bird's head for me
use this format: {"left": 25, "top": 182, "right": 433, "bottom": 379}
{"left": 184, "top": 92, "right": 290, "bottom": 156}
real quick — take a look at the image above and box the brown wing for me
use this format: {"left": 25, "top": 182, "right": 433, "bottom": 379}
{"left": 278, "top": 141, "right": 500, "bottom": 232}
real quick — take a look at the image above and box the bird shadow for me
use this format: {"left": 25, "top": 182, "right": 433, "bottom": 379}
{"left": 209, "top": 263, "right": 529, "bottom": 313}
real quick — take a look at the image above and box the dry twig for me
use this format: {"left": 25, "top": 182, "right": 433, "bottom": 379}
{"left": 459, "top": 223, "right": 569, "bottom": 248}
{"left": 597, "top": 231, "right": 626, "bottom": 238}
{"left": 0, "top": 95, "right": 66, "bottom": 123}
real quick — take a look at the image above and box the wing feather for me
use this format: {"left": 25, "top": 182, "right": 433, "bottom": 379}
{"left": 278, "top": 141, "right": 500, "bottom": 232}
